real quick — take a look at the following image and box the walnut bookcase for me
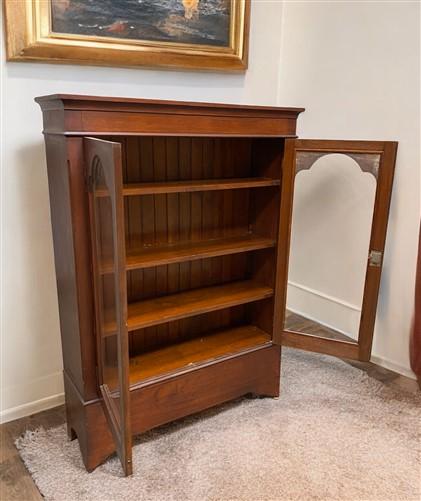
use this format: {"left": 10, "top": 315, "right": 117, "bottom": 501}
{"left": 36, "top": 95, "right": 396, "bottom": 476}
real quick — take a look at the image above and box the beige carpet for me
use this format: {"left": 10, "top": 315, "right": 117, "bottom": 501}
{"left": 16, "top": 348, "right": 421, "bottom": 501}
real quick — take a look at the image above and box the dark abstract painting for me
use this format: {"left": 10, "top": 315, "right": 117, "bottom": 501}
{"left": 51, "top": 0, "right": 231, "bottom": 47}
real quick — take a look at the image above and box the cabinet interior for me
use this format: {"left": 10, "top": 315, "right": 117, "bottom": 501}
{"left": 98, "top": 136, "right": 284, "bottom": 387}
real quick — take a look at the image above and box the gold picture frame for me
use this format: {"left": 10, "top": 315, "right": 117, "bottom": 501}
{"left": 3, "top": 0, "right": 250, "bottom": 71}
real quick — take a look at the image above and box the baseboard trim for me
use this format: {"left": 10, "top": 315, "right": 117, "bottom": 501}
{"left": 287, "top": 281, "right": 361, "bottom": 341}
{"left": 0, "top": 392, "right": 65, "bottom": 424}
{"left": 370, "top": 355, "right": 416, "bottom": 380}
{"left": 288, "top": 280, "right": 361, "bottom": 312}
{"left": 287, "top": 305, "right": 354, "bottom": 338}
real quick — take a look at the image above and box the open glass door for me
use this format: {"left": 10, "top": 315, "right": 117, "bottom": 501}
{"left": 275, "top": 140, "right": 397, "bottom": 361}
{"left": 85, "top": 138, "right": 132, "bottom": 476}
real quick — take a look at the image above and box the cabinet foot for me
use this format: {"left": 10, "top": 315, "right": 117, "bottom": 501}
{"left": 251, "top": 384, "right": 280, "bottom": 399}
{"left": 64, "top": 375, "right": 115, "bottom": 472}
{"left": 66, "top": 423, "right": 77, "bottom": 441}
{"left": 251, "top": 354, "right": 281, "bottom": 398}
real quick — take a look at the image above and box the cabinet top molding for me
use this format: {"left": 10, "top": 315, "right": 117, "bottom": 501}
{"left": 35, "top": 94, "right": 305, "bottom": 137}
{"left": 35, "top": 94, "right": 305, "bottom": 115}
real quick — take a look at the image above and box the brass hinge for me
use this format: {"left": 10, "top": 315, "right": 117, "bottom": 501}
{"left": 368, "top": 250, "right": 383, "bottom": 267}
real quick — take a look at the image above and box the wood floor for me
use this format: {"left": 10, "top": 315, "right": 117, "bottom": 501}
{"left": 1, "top": 314, "right": 419, "bottom": 501}
{"left": 1, "top": 406, "right": 64, "bottom": 501}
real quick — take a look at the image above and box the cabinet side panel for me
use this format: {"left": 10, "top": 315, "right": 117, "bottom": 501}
{"left": 44, "top": 136, "right": 97, "bottom": 400}
{"left": 66, "top": 138, "right": 98, "bottom": 399}
{"left": 44, "top": 135, "right": 84, "bottom": 394}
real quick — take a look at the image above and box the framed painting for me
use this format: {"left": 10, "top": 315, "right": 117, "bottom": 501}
{"left": 3, "top": 0, "right": 250, "bottom": 71}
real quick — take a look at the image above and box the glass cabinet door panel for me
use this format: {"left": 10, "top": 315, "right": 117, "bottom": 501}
{"left": 85, "top": 137, "right": 133, "bottom": 476}
{"left": 276, "top": 140, "right": 397, "bottom": 361}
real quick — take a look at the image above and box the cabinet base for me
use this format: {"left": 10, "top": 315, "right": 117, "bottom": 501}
{"left": 64, "top": 344, "right": 281, "bottom": 472}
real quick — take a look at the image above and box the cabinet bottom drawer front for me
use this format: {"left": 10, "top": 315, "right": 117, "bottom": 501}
{"left": 130, "top": 344, "right": 280, "bottom": 436}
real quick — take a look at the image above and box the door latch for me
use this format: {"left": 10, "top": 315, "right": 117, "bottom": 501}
{"left": 368, "top": 250, "right": 383, "bottom": 267}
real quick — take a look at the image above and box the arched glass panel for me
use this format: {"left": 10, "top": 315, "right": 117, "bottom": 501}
{"left": 284, "top": 153, "right": 377, "bottom": 342}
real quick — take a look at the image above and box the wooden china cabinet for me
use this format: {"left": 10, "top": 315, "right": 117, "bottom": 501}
{"left": 36, "top": 95, "right": 397, "bottom": 476}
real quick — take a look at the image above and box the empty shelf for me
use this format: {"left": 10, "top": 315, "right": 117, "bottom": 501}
{"left": 122, "top": 177, "right": 280, "bottom": 195}
{"left": 100, "top": 234, "right": 276, "bottom": 273}
{"left": 103, "top": 280, "right": 274, "bottom": 335}
{"left": 128, "top": 325, "right": 272, "bottom": 384}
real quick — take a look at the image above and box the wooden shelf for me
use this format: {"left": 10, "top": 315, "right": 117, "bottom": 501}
{"left": 121, "top": 177, "right": 280, "bottom": 196}
{"left": 104, "top": 280, "right": 273, "bottom": 335}
{"left": 127, "top": 234, "right": 276, "bottom": 269}
{"left": 127, "top": 325, "right": 272, "bottom": 385}
{"left": 101, "top": 234, "right": 276, "bottom": 273}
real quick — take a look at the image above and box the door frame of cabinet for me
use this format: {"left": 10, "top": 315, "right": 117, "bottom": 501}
{"left": 274, "top": 139, "right": 398, "bottom": 361}
{"left": 85, "top": 137, "right": 133, "bottom": 476}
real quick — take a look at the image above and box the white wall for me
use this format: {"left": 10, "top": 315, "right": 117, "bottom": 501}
{"left": 279, "top": 1, "right": 420, "bottom": 377}
{"left": 0, "top": 1, "right": 285, "bottom": 423}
